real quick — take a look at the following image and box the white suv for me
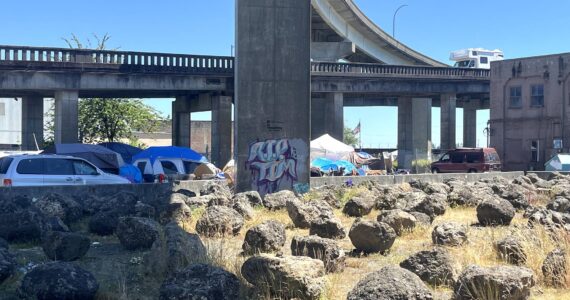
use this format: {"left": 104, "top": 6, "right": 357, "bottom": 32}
{"left": 0, "top": 155, "right": 131, "bottom": 187}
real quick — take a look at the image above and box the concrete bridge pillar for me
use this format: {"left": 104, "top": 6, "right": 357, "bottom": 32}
{"left": 54, "top": 90, "right": 79, "bottom": 144}
{"left": 311, "top": 93, "right": 344, "bottom": 141}
{"left": 236, "top": 0, "right": 311, "bottom": 194}
{"left": 440, "top": 93, "right": 457, "bottom": 150}
{"left": 172, "top": 96, "right": 191, "bottom": 148}
{"left": 463, "top": 100, "right": 478, "bottom": 148}
{"left": 21, "top": 96, "right": 44, "bottom": 150}
{"left": 398, "top": 97, "right": 432, "bottom": 171}
{"left": 211, "top": 95, "right": 232, "bottom": 167}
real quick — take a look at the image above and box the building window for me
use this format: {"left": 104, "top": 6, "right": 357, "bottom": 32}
{"left": 531, "top": 84, "right": 544, "bottom": 107}
{"left": 509, "top": 86, "right": 522, "bottom": 108}
{"left": 480, "top": 57, "right": 488, "bottom": 64}
{"left": 531, "top": 140, "right": 540, "bottom": 162}
{"left": 0, "top": 103, "right": 5, "bottom": 116}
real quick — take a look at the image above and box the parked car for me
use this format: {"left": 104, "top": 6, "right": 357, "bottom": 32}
{"left": 431, "top": 148, "right": 501, "bottom": 174}
{"left": 0, "top": 155, "right": 130, "bottom": 187}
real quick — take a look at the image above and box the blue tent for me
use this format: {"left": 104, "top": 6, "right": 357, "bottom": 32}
{"left": 132, "top": 146, "right": 208, "bottom": 164}
{"left": 99, "top": 142, "right": 142, "bottom": 164}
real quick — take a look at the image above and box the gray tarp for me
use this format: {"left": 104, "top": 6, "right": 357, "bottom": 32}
{"left": 42, "top": 143, "right": 122, "bottom": 172}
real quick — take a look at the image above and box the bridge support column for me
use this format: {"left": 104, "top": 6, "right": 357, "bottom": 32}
{"left": 21, "top": 96, "right": 44, "bottom": 150}
{"left": 440, "top": 93, "right": 456, "bottom": 150}
{"left": 463, "top": 100, "right": 478, "bottom": 147}
{"left": 236, "top": 0, "right": 311, "bottom": 194}
{"left": 311, "top": 93, "right": 343, "bottom": 141}
{"left": 398, "top": 97, "right": 432, "bottom": 171}
{"left": 54, "top": 91, "right": 78, "bottom": 144}
{"left": 172, "top": 96, "right": 191, "bottom": 147}
{"left": 211, "top": 95, "right": 232, "bottom": 167}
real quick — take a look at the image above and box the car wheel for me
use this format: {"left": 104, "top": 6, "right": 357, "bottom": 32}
{"left": 432, "top": 168, "right": 439, "bottom": 174}
{"left": 468, "top": 169, "right": 477, "bottom": 173}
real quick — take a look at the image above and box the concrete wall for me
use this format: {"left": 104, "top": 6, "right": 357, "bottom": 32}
{"left": 0, "top": 98, "right": 21, "bottom": 146}
{"left": 311, "top": 171, "right": 525, "bottom": 188}
{"left": 490, "top": 53, "right": 570, "bottom": 171}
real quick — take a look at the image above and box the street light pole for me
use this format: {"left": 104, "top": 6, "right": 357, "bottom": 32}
{"left": 392, "top": 4, "right": 408, "bottom": 38}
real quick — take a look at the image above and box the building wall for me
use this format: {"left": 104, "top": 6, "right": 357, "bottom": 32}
{"left": 490, "top": 53, "right": 570, "bottom": 171}
{"left": 0, "top": 98, "right": 21, "bottom": 149}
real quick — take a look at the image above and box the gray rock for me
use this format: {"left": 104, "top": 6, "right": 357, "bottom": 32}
{"left": 83, "top": 191, "right": 138, "bottom": 216}
{"left": 20, "top": 262, "right": 99, "bottom": 300}
{"left": 159, "top": 199, "right": 192, "bottom": 226}
{"left": 375, "top": 185, "right": 402, "bottom": 210}
{"left": 242, "top": 220, "right": 286, "bottom": 255}
{"left": 496, "top": 236, "right": 526, "bottom": 265}
{"left": 264, "top": 190, "right": 297, "bottom": 210}
{"left": 542, "top": 249, "right": 567, "bottom": 287}
{"left": 199, "top": 181, "right": 232, "bottom": 199}
{"left": 291, "top": 235, "right": 345, "bottom": 273}
{"left": 286, "top": 198, "right": 333, "bottom": 229}
{"left": 242, "top": 254, "right": 326, "bottom": 300}
{"left": 233, "top": 198, "right": 254, "bottom": 220}
{"left": 409, "top": 193, "right": 448, "bottom": 218}
{"left": 34, "top": 193, "right": 83, "bottom": 224}
{"left": 400, "top": 248, "right": 457, "bottom": 286}
{"left": 88, "top": 211, "right": 119, "bottom": 236}
{"left": 547, "top": 197, "right": 570, "bottom": 213}
{"left": 347, "top": 265, "right": 433, "bottom": 300}
{"left": 477, "top": 198, "right": 516, "bottom": 226}
{"left": 527, "top": 208, "right": 570, "bottom": 229}
{"left": 491, "top": 183, "right": 532, "bottom": 210}
{"left": 44, "top": 216, "right": 70, "bottom": 233}
{"left": 116, "top": 217, "right": 161, "bottom": 251}
{"left": 207, "top": 194, "right": 233, "bottom": 207}
{"left": 234, "top": 191, "right": 263, "bottom": 207}
{"left": 377, "top": 209, "right": 417, "bottom": 236}
{"left": 432, "top": 222, "right": 468, "bottom": 246}
{"left": 454, "top": 265, "right": 535, "bottom": 300}
{"left": 349, "top": 219, "right": 397, "bottom": 253}
{"left": 149, "top": 222, "right": 207, "bottom": 276}
{"left": 134, "top": 201, "right": 156, "bottom": 218}
{"left": 42, "top": 231, "right": 90, "bottom": 261}
{"left": 309, "top": 216, "right": 346, "bottom": 240}
{"left": 343, "top": 196, "right": 375, "bottom": 217}
{"left": 395, "top": 191, "right": 428, "bottom": 212}
{"left": 159, "top": 263, "right": 240, "bottom": 300}
{"left": 448, "top": 182, "right": 495, "bottom": 207}
{"left": 410, "top": 211, "right": 433, "bottom": 225}
{"left": 0, "top": 209, "right": 46, "bottom": 242}
{"left": 0, "top": 237, "right": 8, "bottom": 249}
{"left": 0, "top": 248, "right": 16, "bottom": 284}
{"left": 195, "top": 205, "right": 244, "bottom": 237}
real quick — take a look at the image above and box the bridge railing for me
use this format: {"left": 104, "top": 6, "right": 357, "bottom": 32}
{"left": 0, "top": 45, "right": 234, "bottom": 74}
{"left": 310, "top": 62, "right": 490, "bottom": 79}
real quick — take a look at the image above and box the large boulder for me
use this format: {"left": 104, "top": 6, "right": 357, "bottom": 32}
{"left": 542, "top": 249, "right": 567, "bottom": 287}
{"left": 448, "top": 182, "right": 495, "bottom": 207}
{"left": 375, "top": 185, "right": 403, "bottom": 210}
{"left": 159, "top": 198, "right": 193, "bottom": 226}
{"left": 233, "top": 198, "right": 255, "bottom": 220}
{"left": 395, "top": 191, "right": 427, "bottom": 212}
{"left": 309, "top": 215, "right": 346, "bottom": 240}
{"left": 491, "top": 182, "right": 532, "bottom": 209}
{"left": 264, "top": 190, "right": 297, "bottom": 210}
{"left": 116, "top": 217, "right": 161, "bottom": 251}
{"left": 291, "top": 235, "right": 345, "bottom": 273}
{"left": 83, "top": 191, "right": 138, "bottom": 216}
{"left": 377, "top": 209, "right": 417, "bottom": 236}
{"left": 88, "top": 211, "right": 119, "bottom": 236}
{"left": 347, "top": 265, "right": 433, "bottom": 300}
{"left": 432, "top": 222, "right": 468, "bottom": 246}
{"left": 408, "top": 193, "right": 448, "bottom": 218}
{"left": 410, "top": 211, "right": 433, "bottom": 226}
{"left": 454, "top": 265, "right": 535, "bottom": 300}
{"left": 547, "top": 197, "right": 570, "bottom": 213}
{"left": 0, "top": 209, "right": 46, "bottom": 242}
{"left": 242, "top": 220, "right": 286, "bottom": 255}
{"left": 148, "top": 222, "right": 207, "bottom": 275}
{"left": 159, "top": 263, "right": 240, "bottom": 300}
{"left": 496, "top": 236, "right": 527, "bottom": 265}
{"left": 349, "top": 219, "right": 397, "bottom": 254}
{"left": 20, "top": 262, "right": 99, "bottom": 300}
{"left": 199, "top": 181, "right": 232, "bottom": 199}
{"left": 343, "top": 196, "right": 375, "bottom": 217}
{"left": 35, "top": 193, "right": 83, "bottom": 224}
{"left": 234, "top": 191, "right": 263, "bottom": 207}
{"left": 0, "top": 248, "right": 16, "bottom": 284}
{"left": 242, "top": 254, "right": 326, "bottom": 300}
{"left": 477, "top": 198, "right": 516, "bottom": 226}
{"left": 527, "top": 208, "right": 570, "bottom": 230}
{"left": 42, "top": 231, "right": 90, "bottom": 261}
{"left": 286, "top": 198, "right": 333, "bottom": 229}
{"left": 400, "top": 248, "right": 457, "bottom": 286}
{"left": 195, "top": 205, "right": 244, "bottom": 237}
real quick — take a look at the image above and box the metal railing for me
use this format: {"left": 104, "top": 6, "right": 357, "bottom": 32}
{"left": 311, "top": 62, "right": 490, "bottom": 79}
{"left": 0, "top": 45, "right": 234, "bottom": 74}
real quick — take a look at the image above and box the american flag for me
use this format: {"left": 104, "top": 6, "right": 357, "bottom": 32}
{"left": 352, "top": 122, "right": 361, "bottom": 135}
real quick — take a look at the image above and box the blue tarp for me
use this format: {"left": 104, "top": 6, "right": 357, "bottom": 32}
{"left": 132, "top": 146, "right": 208, "bottom": 164}
{"left": 335, "top": 160, "right": 357, "bottom": 175}
{"left": 311, "top": 157, "right": 357, "bottom": 175}
{"left": 42, "top": 143, "right": 122, "bottom": 172}
{"left": 99, "top": 142, "right": 142, "bottom": 164}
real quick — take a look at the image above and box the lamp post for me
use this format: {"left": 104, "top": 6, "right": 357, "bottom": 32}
{"left": 392, "top": 4, "right": 408, "bottom": 38}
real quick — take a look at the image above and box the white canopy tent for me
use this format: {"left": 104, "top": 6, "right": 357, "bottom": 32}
{"left": 310, "top": 134, "right": 355, "bottom": 161}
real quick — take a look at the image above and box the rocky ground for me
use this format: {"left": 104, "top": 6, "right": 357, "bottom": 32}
{"left": 0, "top": 173, "right": 569, "bottom": 299}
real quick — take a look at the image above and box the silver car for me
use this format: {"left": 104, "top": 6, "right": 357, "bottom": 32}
{"left": 0, "top": 154, "right": 130, "bottom": 187}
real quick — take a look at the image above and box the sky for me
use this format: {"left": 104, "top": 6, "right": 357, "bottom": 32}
{"left": 1, "top": 0, "right": 569, "bottom": 148}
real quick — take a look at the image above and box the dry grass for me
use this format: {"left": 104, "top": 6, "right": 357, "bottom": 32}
{"left": 181, "top": 196, "right": 570, "bottom": 300}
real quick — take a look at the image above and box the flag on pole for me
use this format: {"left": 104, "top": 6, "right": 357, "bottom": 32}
{"left": 352, "top": 122, "right": 361, "bottom": 135}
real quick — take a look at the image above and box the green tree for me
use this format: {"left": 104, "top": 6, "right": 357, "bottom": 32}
{"left": 343, "top": 126, "right": 359, "bottom": 147}
{"left": 44, "top": 34, "right": 163, "bottom": 146}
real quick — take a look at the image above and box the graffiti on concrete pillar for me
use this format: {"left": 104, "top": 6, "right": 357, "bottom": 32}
{"left": 246, "top": 138, "right": 307, "bottom": 195}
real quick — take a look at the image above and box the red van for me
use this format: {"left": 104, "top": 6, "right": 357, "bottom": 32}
{"left": 431, "top": 148, "right": 501, "bottom": 174}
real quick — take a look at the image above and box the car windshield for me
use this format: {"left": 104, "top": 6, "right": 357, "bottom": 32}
{"left": 485, "top": 153, "right": 500, "bottom": 163}
{"left": 0, "top": 157, "right": 13, "bottom": 174}
{"left": 454, "top": 60, "right": 474, "bottom": 68}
